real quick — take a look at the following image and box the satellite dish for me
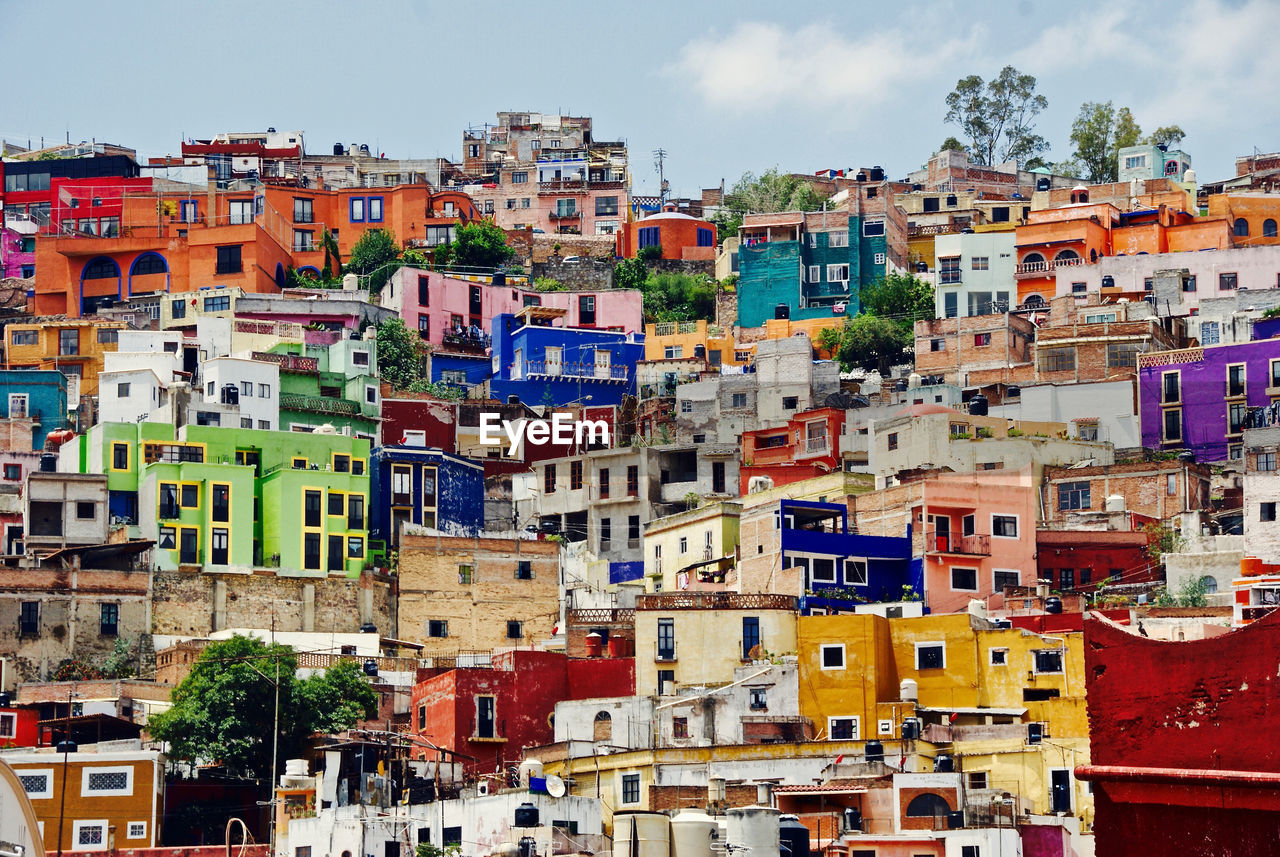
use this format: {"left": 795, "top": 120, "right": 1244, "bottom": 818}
{"left": 545, "top": 774, "right": 567, "bottom": 798}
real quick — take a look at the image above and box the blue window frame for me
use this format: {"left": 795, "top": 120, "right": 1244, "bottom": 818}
{"left": 368, "top": 196, "right": 384, "bottom": 222}
{"left": 638, "top": 226, "right": 660, "bottom": 248}
{"left": 179, "top": 200, "right": 199, "bottom": 223}
{"left": 349, "top": 197, "right": 365, "bottom": 222}
{"left": 697, "top": 228, "right": 714, "bottom": 247}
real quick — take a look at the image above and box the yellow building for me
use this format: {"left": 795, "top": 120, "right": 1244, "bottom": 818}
{"left": 643, "top": 500, "right": 740, "bottom": 591}
{"left": 644, "top": 320, "right": 749, "bottom": 367}
{"left": 633, "top": 591, "right": 798, "bottom": 695}
{"left": 5, "top": 317, "right": 125, "bottom": 398}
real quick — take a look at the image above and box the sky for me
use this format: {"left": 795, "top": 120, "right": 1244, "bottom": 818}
{"left": 4, "top": 0, "right": 1279, "bottom": 198}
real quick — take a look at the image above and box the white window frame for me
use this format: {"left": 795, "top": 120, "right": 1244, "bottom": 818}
{"left": 0, "top": 711, "right": 15, "bottom": 738}
{"left": 874, "top": 252, "right": 886, "bottom": 266}
{"left": 844, "top": 558, "right": 868, "bottom": 586}
{"left": 950, "top": 566, "right": 979, "bottom": 592}
{"left": 18, "top": 768, "right": 53, "bottom": 799}
{"left": 828, "top": 231, "right": 849, "bottom": 248}
{"left": 127, "top": 821, "right": 148, "bottom": 840}
{"left": 820, "top": 643, "right": 846, "bottom": 670}
{"left": 991, "top": 513, "right": 1019, "bottom": 539}
{"left": 8, "top": 393, "right": 28, "bottom": 418}
{"left": 1033, "top": 648, "right": 1066, "bottom": 675}
{"left": 259, "top": 383, "right": 271, "bottom": 398}
{"left": 81, "top": 765, "right": 134, "bottom": 796}
{"left": 827, "top": 715, "right": 860, "bottom": 741}
{"left": 72, "top": 820, "right": 110, "bottom": 851}
{"left": 989, "top": 647, "right": 1009, "bottom": 666}
{"left": 806, "top": 555, "right": 837, "bottom": 583}
{"left": 914, "top": 641, "right": 946, "bottom": 670}
{"left": 808, "top": 265, "right": 821, "bottom": 283}
{"left": 878, "top": 718, "right": 894, "bottom": 736}
{"left": 826, "top": 263, "right": 850, "bottom": 283}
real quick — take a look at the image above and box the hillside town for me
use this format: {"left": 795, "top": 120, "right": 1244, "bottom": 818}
{"left": 1, "top": 51, "right": 1280, "bottom": 857}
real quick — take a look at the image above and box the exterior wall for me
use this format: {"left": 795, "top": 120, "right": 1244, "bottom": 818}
{"left": 739, "top": 408, "right": 844, "bottom": 493}
{"left": 25, "top": 472, "right": 109, "bottom": 549}
{"left": 397, "top": 531, "right": 559, "bottom": 653}
{"left": 643, "top": 320, "right": 747, "bottom": 367}
{"left": 616, "top": 212, "right": 716, "bottom": 261}
{"left": 642, "top": 501, "right": 740, "bottom": 593}
{"left": 369, "top": 447, "right": 484, "bottom": 546}
{"left": 1117, "top": 144, "right": 1191, "bottom": 183}
{"left": 5, "top": 319, "right": 123, "bottom": 398}
{"left": 201, "top": 357, "right": 280, "bottom": 430}
{"left": 1035, "top": 530, "right": 1157, "bottom": 592}
{"left": 0, "top": 371, "right": 67, "bottom": 452}
{"left": 932, "top": 231, "right": 1016, "bottom": 318}
{"left": 1164, "top": 534, "right": 1243, "bottom": 603}
{"left": 1055, "top": 245, "right": 1280, "bottom": 312}
{"left": 1206, "top": 192, "right": 1280, "bottom": 247}
{"left": 489, "top": 313, "right": 643, "bottom": 408}
{"left": 1041, "top": 459, "right": 1210, "bottom": 526}
{"left": 913, "top": 314, "right": 1035, "bottom": 385}
{"left": 988, "top": 380, "right": 1141, "bottom": 450}
{"left": 3, "top": 750, "right": 163, "bottom": 851}
{"left": 1034, "top": 318, "right": 1181, "bottom": 387}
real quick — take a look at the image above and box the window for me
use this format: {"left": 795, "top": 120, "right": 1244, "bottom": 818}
{"left": 1163, "top": 408, "right": 1182, "bottom": 442}
{"left": 293, "top": 230, "right": 314, "bottom": 252}
{"left": 1161, "top": 371, "right": 1181, "bottom": 404}
{"left": 347, "top": 494, "right": 364, "bottom": 530}
{"left": 1234, "top": 218, "right": 1250, "bottom": 237}
{"left": 215, "top": 245, "right": 243, "bottom": 274}
{"left": 915, "top": 642, "right": 945, "bottom": 670}
{"left": 782, "top": 396, "right": 798, "bottom": 410}
{"left": 19, "top": 601, "right": 38, "bottom": 635}
{"left": 458, "top": 564, "right": 474, "bottom": 584}
{"left": 293, "top": 198, "right": 314, "bottom": 223}
{"left": 368, "top": 197, "right": 383, "bottom": 222}
{"left": 229, "top": 199, "right": 253, "bottom": 225}
{"left": 1034, "top": 649, "right": 1065, "bottom": 674}
{"left": 974, "top": 333, "right": 991, "bottom": 347}
{"left": 742, "top": 616, "right": 761, "bottom": 659}
{"left": 1220, "top": 272, "right": 1238, "bottom": 290}
{"left": 83, "top": 766, "right": 133, "bottom": 795}
{"left": 679, "top": 399, "right": 692, "bottom": 413}
{"left": 507, "top": 620, "right": 523, "bottom": 639}
{"left": 826, "top": 264, "right": 850, "bottom": 283}
{"left": 428, "top": 620, "right": 448, "bottom": 638}
{"left": 1039, "top": 346, "right": 1075, "bottom": 373}
{"left": 579, "top": 295, "right": 596, "bottom": 326}
{"left": 304, "top": 490, "right": 322, "bottom": 527}
{"left": 211, "top": 528, "right": 229, "bottom": 565}
{"left": 1071, "top": 281, "right": 1087, "bottom": 295}
{"left": 621, "top": 774, "right": 640, "bottom": 804}
{"left": 159, "top": 482, "right": 180, "bottom": 519}
{"left": 989, "top": 648, "right": 1008, "bottom": 666}
{"left": 992, "top": 515, "right": 1018, "bottom": 538}
{"left": 749, "top": 688, "right": 767, "bottom": 710}
{"left": 627, "top": 466, "right": 639, "bottom": 496}
{"left": 1262, "top": 502, "right": 1276, "bottom": 522}
{"left": 544, "top": 464, "right": 556, "bottom": 493}
{"left": 158, "top": 527, "right": 175, "bottom": 550}
{"left": 3, "top": 463, "right": 19, "bottom": 481}
{"left": 59, "top": 328, "right": 80, "bottom": 356}
{"left": 827, "top": 230, "right": 849, "bottom": 248}
{"left": 596, "top": 196, "right": 619, "bottom": 216}
{"left": 845, "top": 558, "right": 868, "bottom": 585}
{"left": 1228, "top": 363, "right": 1247, "bottom": 398}
{"left": 8, "top": 392, "right": 30, "bottom": 419}
{"left": 516, "top": 560, "right": 533, "bottom": 580}
{"left": 829, "top": 717, "right": 859, "bottom": 740}
{"left": 951, "top": 567, "right": 977, "bottom": 590}
{"left": 512, "top": 171, "right": 528, "bottom": 184}
{"left": 17, "top": 769, "right": 51, "bottom": 798}
{"left": 808, "top": 265, "right": 821, "bottom": 283}
{"left": 180, "top": 483, "right": 198, "bottom": 508}
{"left": 1107, "top": 342, "right": 1141, "bottom": 368}
{"left": 629, "top": 515, "right": 641, "bottom": 543}
{"left": 731, "top": 392, "right": 748, "bottom": 408}
{"left": 204, "top": 295, "right": 231, "bottom": 312}
{"left": 10, "top": 329, "right": 37, "bottom": 346}
{"left": 971, "top": 256, "right": 989, "bottom": 270}
{"left": 821, "top": 644, "right": 845, "bottom": 670}
{"left": 77, "top": 501, "right": 95, "bottom": 520}
{"left": 1200, "top": 321, "right": 1220, "bottom": 345}
{"left": 1230, "top": 401, "right": 1248, "bottom": 435}
{"left": 1260, "top": 452, "right": 1277, "bottom": 472}
{"left": 1058, "top": 481, "right": 1091, "bottom": 511}
{"left": 600, "top": 517, "right": 611, "bottom": 551}
{"left": 74, "top": 822, "right": 108, "bottom": 850}
{"left": 180, "top": 528, "right": 198, "bottom": 564}
{"left": 888, "top": 432, "right": 899, "bottom": 451}
{"left": 303, "top": 532, "right": 321, "bottom": 570}
{"left": 933, "top": 256, "right": 964, "bottom": 287}
{"left": 127, "top": 822, "right": 147, "bottom": 840}
{"left": 657, "top": 618, "right": 675, "bottom": 660}
{"left": 328, "top": 491, "right": 345, "bottom": 516}
{"left": 863, "top": 220, "right": 885, "bottom": 237}
{"left": 672, "top": 716, "right": 689, "bottom": 738}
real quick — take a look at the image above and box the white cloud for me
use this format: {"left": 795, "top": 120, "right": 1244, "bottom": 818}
{"left": 665, "top": 21, "right": 972, "bottom": 111}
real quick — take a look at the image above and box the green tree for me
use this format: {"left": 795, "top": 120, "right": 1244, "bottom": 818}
{"left": 642, "top": 273, "right": 716, "bottom": 323}
{"left": 376, "top": 317, "right": 430, "bottom": 391}
{"left": 347, "top": 228, "right": 401, "bottom": 294}
{"left": 859, "top": 273, "right": 936, "bottom": 338}
{"left": 1066, "top": 101, "right": 1144, "bottom": 183}
{"left": 613, "top": 257, "right": 649, "bottom": 291}
{"left": 320, "top": 228, "right": 342, "bottom": 280}
{"left": 822, "top": 314, "right": 910, "bottom": 374}
{"left": 148, "top": 635, "right": 376, "bottom": 778}
{"left": 712, "top": 168, "right": 832, "bottom": 239}
{"left": 451, "top": 220, "right": 516, "bottom": 269}
{"left": 1147, "top": 125, "right": 1186, "bottom": 148}
{"left": 944, "top": 66, "right": 1049, "bottom": 166}
{"left": 939, "top": 136, "right": 967, "bottom": 153}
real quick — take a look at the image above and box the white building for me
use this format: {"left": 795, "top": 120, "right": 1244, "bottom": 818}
{"left": 988, "top": 379, "right": 1141, "bottom": 450}
{"left": 201, "top": 356, "right": 280, "bottom": 430}
{"left": 933, "top": 231, "right": 1017, "bottom": 318}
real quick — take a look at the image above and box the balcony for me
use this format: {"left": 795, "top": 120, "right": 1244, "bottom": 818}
{"left": 251, "top": 351, "right": 319, "bottom": 372}
{"left": 925, "top": 530, "right": 991, "bottom": 557}
{"left": 567, "top": 608, "right": 636, "bottom": 626}
{"left": 548, "top": 210, "right": 582, "bottom": 221}
{"left": 522, "top": 360, "right": 629, "bottom": 383}
{"left": 907, "top": 223, "right": 964, "bottom": 237}
{"left": 797, "top": 436, "right": 831, "bottom": 459}
{"left": 637, "top": 592, "right": 798, "bottom": 611}
{"left": 441, "top": 332, "right": 489, "bottom": 354}
{"left": 1015, "top": 256, "right": 1085, "bottom": 279}
{"left": 278, "top": 392, "right": 361, "bottom": 416}
{"left": 1242, "top": 605, "right": 1278, "bottom": 623}
{"left": 654, "top": 642, "right": 678, "bottom": 662}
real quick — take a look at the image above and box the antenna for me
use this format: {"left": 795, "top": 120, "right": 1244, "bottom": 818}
{"left": 653, "top": 148, "right": 668, "bottom": 205}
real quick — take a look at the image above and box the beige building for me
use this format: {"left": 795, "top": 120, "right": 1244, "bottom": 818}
{"left": 633, "top": 591, "right": 798, "bottom": 696}
{"left": 397, "top": 529, "right": 560, "bottom": 654}
{"left": 643, "top": 501, "right": 740, "bottom": 592}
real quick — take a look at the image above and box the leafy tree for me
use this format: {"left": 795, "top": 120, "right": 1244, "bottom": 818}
{"left": 320, "top": 228, "right": 342, "bottom": 280}
{"left": 613, "top": 257, "right": 649, "bottom": 291}
{"left": 939, "top": 136, "right": 967, "bottom": 153}
{"left": 641, "top": 273, "right": 716, "bottom": 323}
{"left": 859, "top": 273, "right": 936, "bottom": 338}
{"left": 451, "top": 220, "right": 516, "bottom": 269}
{"left": 1147, "top": 125, "right": 1186, "bottom": 148}
{"left": 821, "top": 314, "right": 910, "bottom": 374}
{"left": 637, "top": 244, "right": 664, "bottom": 263}
{"left": 347, "top": 228, "right": 401, "bottom": 294}
{"left": 375, "top": 317, "right": 429, "bottom": 391}
{"left": 944, "top": 66, "right": 1049, "bottom": 166}
{"left": 713, "top": 168, "right": 832, "bottom": 238}
{"left": 1066, "top": 101, "right": 1143, "bottom": 183}
{"left": 148, "top": 635, "right": 377, "bottom": 778}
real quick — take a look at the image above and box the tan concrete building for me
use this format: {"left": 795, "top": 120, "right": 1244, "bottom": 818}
{"left": 397, "top": 529, "right": 559, "bottom": 654}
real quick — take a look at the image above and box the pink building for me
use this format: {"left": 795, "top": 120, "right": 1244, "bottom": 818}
{"left": 1, "top": 219, "right": 36, "bottom": 279}
{"left": 385, "top": 268, "right": 643, "bottom": 347}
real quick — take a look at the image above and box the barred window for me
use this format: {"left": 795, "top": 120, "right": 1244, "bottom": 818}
{"left": 1106, "top": 343, "right": 1142, "bottom": 368}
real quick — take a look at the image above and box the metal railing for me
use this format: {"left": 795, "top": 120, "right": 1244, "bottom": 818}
{"left": 278, "top": 392, "right": 361, "bottom": 415}
{"left": 924, "top": 529, "right": 991, "bottom": 556}
{"left": 522, "top": 360, "right": 628, "bottom": 381}
{"left": 637, "top": 592, "right": 798, "bottom": 611}
{"left": 251, "top": 351, "right": 319, "bottom": 372}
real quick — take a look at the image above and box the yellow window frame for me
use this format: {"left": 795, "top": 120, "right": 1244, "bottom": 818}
{"left": 110, "top": 442, "right": 130, "bottom": 471}
{"left": 179, "top": 481, "right": 201, "bottom": 509}
{"left": 210, "top": 482, "right": 232, "bottom": 524}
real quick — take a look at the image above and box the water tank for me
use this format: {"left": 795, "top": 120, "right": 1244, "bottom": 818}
{"left": 671, "top": 809, "right": 718, "bottom": 857}
{"left": 584, "top": 632, "right": 604, "bottom": 658}
{"left": 56, "top": 739, "right": 78, "bottom": 753}
{"left": 894, "top": 379, "right": 908, "bottom": 393}
{"left": 841, "top": 808, "right": 862, "bottom": 833}
{"left": 901, "top": 718, "right": 920, "bottom": 740}
{"left": 726, "top": 806, "right": 780, "bottom": 857}
{"left": 342, "top": 273, "right": 359, "bottom": 291}
{"left": 612, "top": 812, "right": 671, "bottom": 857}
{"left": 285, "top": 759, "right": 309, "bottom": 778}
{"left": 1045, "top": 596, "right": 1063, "bottom": 614}
{"left": 900, "top": 678, "right": 918, "bottom": 702}
{"left": 493, "top": 270, "right": 506, "bottom": 286}
{"left": 362, "top": 659, "right": 378, "bottom": 676}
{"left": 0, "top": 692, "right": 10, "bottom": 707}
{"left": 934, "top": 754, "right": 955, "bottom": 773}
{"left": 1178, "top": 450, "right": 1196, "bottom": 464}
{"left": 946, "top": 810, "right": 965, "bottom": 829}
{"left": 360, "top": 144, "right": 372, "bottom": 156}
{"left": 334, "top": 143, "right": 345, "bottom": 156}
{"left": 514, "top": 802, "right": 541, "bottom": 828}
{"left": 774, "top": 304, "right": 791, "bottom": 320}
{"left": 1101, "top": 275, "right": 1115, "bottom": 289}
{"left": 1007, "top": 385, "right": 1021, "bottom": 399}
{"left": 1184, "top": 168, "right": 1197, "bottom": 184}
{"left": 221, "top": 384, "right": 239, "bottom": 405}
{"left": 693, "top": 344, "right": 706, "bottom": 360}
{"left": 518, "top": 759, "right": 544, "bottom": 787}
{"left": 360, "top": 622, "right": 377, "bottom": 633}
{"left": 708, "top": 776, "right": 727, "bottom": 804}
{"left": 864, "top": 740, "right": 884, "bottom": 763}
{"left": 1036, "top": 177, "right": 1051, "bottom": 192}
{"left": 1105, "top": 495, "right": 1126, "bottom": 513}
{"left": 40, "top": 453, "right": 57, "bottom": 472}
{"left": 1027, "top": 722, "right": 1044, "bottom": 744}
{"left": 967, "top": 394, "right": 989, "bottom": 416}
{"left": 778, "top": 815, "right": 809, "bottom": 857}
{"left": 908, "top": 372, "right": 922, "bottom": 388}
{"left": 507, "top": 395, "right": 521, "bottom": 405}
{"left": 916, "top": 261, "right": 928, "bottom": 273}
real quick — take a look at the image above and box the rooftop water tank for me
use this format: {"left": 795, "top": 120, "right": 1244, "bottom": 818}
{"left": 864, "top": 740, "right": 884, "bottom": 763}
{"left": 1045, "top": 596, "right": 1063, "bottom": 614}
{"left": 1105, "top": 495, "right": 1126, "bottom": 513}
{"left": 900, "top": 678, "right": 918, "bottom": 702}
{"left": 908, "top": 372, "right": 922, "bottom": 388}
{"left": 779, "top": 816, "right": 809, "bottom": 857}
{"left": 934, "top": 754, "right": 955, "bottom": 773}
{"left": 518, "top": 758, "right": 544, "bottom": 787}
{"left": 612, "top": 812, "right": 671, "bottom": 857}
{"left": 671, "top": 809, "right": 718, "bottom": 857}
{"left": 967, "top": 394, "right": 989, "bottom": 416}
{"left": 726, "top": 806, "right": 780, "bottom": 857}
{"left": 514, "top": 802, "right": 540, "bottom": 828}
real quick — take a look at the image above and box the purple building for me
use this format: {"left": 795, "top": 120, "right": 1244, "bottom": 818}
{"left": 1139, "top": 333, "right": 1280, "bottom": 461}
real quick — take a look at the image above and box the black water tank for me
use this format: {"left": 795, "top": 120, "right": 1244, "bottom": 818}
{"left": 967, "top": 394, "right": 989, "bottom": 416}
{"left": 916, "top": 261, "right": 928, "bottom": 273}
{"left": 946, "top": 810, "right": 966, "bottom": 829}
{"left": 1101, "top": 275, "right": 1115, "bottom": 289}
{"left": 1178, "top": 450, "right": 1196, "bottom": 464}
{"left": 1028, "top": 722, "right": 1044, "bottom": 744}
{"left": 0, "top": 692, "right": 10, "bottom": 707}
{"left": 779, "top": 815, "right": 810, "bottom": 857}
{"left": 693, "top": 344, "right": 706, "bottom": 360}
{"left": 56, "top": 739, "right": 77, "bottom": 753}
{"left": 1036, "top": 177, "right": 1051, "bottom": 192}
{"left": 1045, "top": 596, "right": 1063, "bottom": 614}
{"left": 334, "top": 143, "right": 345, "bottom": 156}
{"left": 842, "top": 808, "right": 863, "bottom": 832}
{"left": 894, "top": 379, "right": 908, "bottom": 393}
{"left": 492, "top": 271, "right": 506, "bottom": 286}
{"left": 360, "top": 622, "right": 377, "bottom": 633}
{"left": 1007, "top": 385, "right": 1021, "bottom": 399}
{"left": 514, "top": 802, "right": 540, "bottom": 828}
{"left": 934, "top": 754, "right": 955, "bottom": 773}
{"left": 864, "top": 740, "right": 884, "bottom": 763}
{"left": 774, "top": 304, "right": 791, "bottom": 320}
{"left": 901, "top": 718, "right": 920, "bottom": 740}
{"left": 507, "top": 395, "right": 521, "bottom": 405}
{"left": 40, "top": 453, "right": 57, "bottom": 472}
{"left": 363, "top": 659, "right": 379, "bottom": 676}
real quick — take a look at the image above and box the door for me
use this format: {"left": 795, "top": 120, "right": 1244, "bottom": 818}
{"left": 476, "top": 696, "right": 496, "bottom": 738}
{"left": 930, "top": 514, "right": 950, "bottom": 552}
{"left": 544, "top": 346, "right": 562, "bottom": 376}
{"left": 712, "top": 461, "right": 725, "bottom": 494}
{"left": 1050, "top": 769, "right": 1072, "bottom": 813}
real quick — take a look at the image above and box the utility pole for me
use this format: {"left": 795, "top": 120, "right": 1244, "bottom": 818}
{"left": 653, "top": 149, "right": 668, "bottom": 206}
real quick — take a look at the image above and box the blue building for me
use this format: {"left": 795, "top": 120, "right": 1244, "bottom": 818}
{"left": 370, "top": 445, "right": 484, "bottom": 549}
{"left": 428, "top": 332, "right": 492, "bottom": 394}
{"left": 0, "top": 370, "right": 68, "bottom": 450}
{"left": 488, "top": 306, "right": 643, "bottom": 407}
{"left": 777, "top": 500, "right": 920, "bottom": 613}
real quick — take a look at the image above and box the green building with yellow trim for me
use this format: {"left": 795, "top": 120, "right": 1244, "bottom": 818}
{"left": 63, "top": 422, "right": 371, "bottom": 577}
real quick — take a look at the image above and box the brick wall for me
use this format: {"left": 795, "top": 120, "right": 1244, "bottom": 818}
{"left": 914, "top": 315, "right": 1035, "bottom": 385}
{"left": 716, "top": 287, "right": 738, "bottom": 328}
{"left": 647, "top": 783, "right": 760, "bottom": 812}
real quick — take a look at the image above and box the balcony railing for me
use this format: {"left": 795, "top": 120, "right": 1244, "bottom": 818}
{"left": 567, "top": 608, "right": 635, "bottom": 626}
{"left": 548, "top": 210, "right": 582, "bottom": 220}
{"left": 907, "top": 223, "right": 964, "bottom": 237}
{"left": 236, "top": 319, "right": 305, "bottom": 340}
{"left": 1015, "top": 256, "right": 1086, "bottom": 278}
{"left": 522, "top": 360, "right": 629, "bottom": 382}
{"left": 925, "top": 530, "right": 991, "bottom": 557}
{"left": 251, "top": 351, "right": 319, "bottom": 372}
{"left": 442, "top": 332, "right": 490, "bottom": 353}
{"left": 798, "top": 436, "right": 830, "bottom": 458}
{"left": 637, "top": 592, "right": 798, "bottom": 611}
{"left": 279, "top": 392, "right": 361, "bottom": 416}
{"left": 654, "top": 642, "right": 677, "bottom": 662}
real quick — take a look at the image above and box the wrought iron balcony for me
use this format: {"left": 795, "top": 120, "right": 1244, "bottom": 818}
{"left": 925, "top": 530, "right": 991, "bottom": 557}
{"left": 279, "top": 392, "right": 361, "bottom": 415}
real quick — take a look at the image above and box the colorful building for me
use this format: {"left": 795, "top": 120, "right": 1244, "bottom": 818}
{"left": 740, "top": 407, "right": 845, "bottom": 493}
{"left": 933, "top": 230, "right": 1016, "bottom": 318}
{"left": 642, "top": 500, "right": 740, "bottom": 592}
{"left": 615, "top": 208, "right": 716, "bottom": 260}
{"left": 1206, "top": 192, "right": 1280, "bottom": 247}
{"left": 4, "top": 317, "right": 124, "bottom": 399}
{"left": 261, "top": 337, "right": 381, "bottom": 438}
{"left": 643, "top": 320, "right": 750, "bottom": 367}
{"left": 65, "top": 422, "right": 371, "bottom": 577}
{"left": 0, "top": 371, "right": 68, "bottom": 451}
{"left": 369, "top": 444, "right": 484, "bottom": 548}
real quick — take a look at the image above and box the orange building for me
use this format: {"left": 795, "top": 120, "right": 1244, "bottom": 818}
{"left": 31, "top": 182, "right": 481, "bottom": 317}
{"left": 616, "top": 207, "right": 716, "bottom": 260}
{"left": 4, "top": 317, "right": 124, "bottom": 397}
{"left": 1206, "top": 193, "right": 1280, "bottom": 247}
{"left": 739, "top": 407, "right": 844, "bottom": 493}
{"left": 1014, "top": 195, "right": 1230, "bottom": 307}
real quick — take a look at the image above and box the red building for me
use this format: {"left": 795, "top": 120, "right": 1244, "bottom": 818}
{"left": 0, "top": 704, "right": 41, "bottom": 747}
{"left": 1035, "top": 528, "right": 1157, "bottom": 593}
{"left": 616, "top": 207, "right": 716, "bottom": 260}
{"left": 739, "top": 407, "right": 844, "bottom": 494}
{"left": 411, "top": 650, "right": 633, "bottom": 776}
{"left": 1077, "top": 610, "right": 1280, "bottom": 856}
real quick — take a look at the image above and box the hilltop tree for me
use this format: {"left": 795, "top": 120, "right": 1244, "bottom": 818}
{"left": 1147, "top": 125, "right": 1186, "bottom": 148}
{"left": 451, "top": 220, "right": 516, "bottom": 269}
{"left": 1066, "top": 102, "right": 1143, "bottom": 183}
{"left": 820, "top": 314, "right": 910, "bottom": 375}
{"left": 712, "top": 168, "right": 831, "bottom": 239}
{"left": 939, "top": 136, "right": 967, "bottom": 154}
{"left": 944, "top": 66, "right": 1049, "bottom": 166}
